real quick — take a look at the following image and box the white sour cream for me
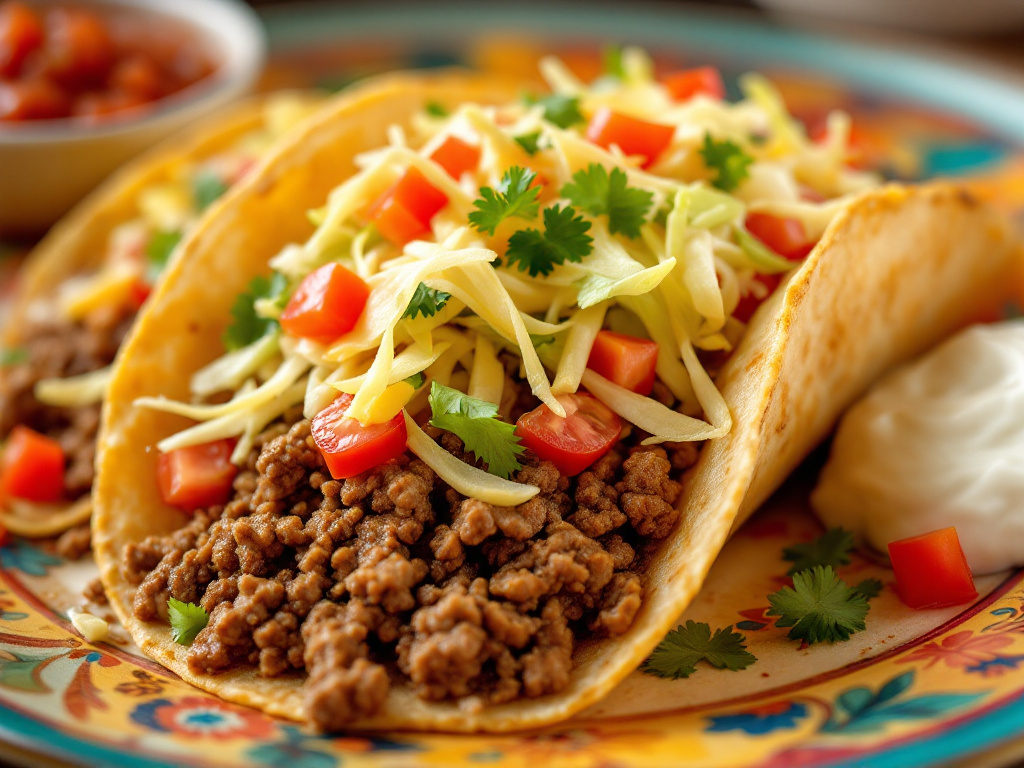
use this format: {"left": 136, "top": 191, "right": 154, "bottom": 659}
{"left": 811, "top": 322, "right": 1024, "bottom": 574}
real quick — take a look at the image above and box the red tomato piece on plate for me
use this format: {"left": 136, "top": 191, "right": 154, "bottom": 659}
{"left": 311, "top": 393, "right": 408, "bottom": 479}
{"left": 585, "top": 107, "right": 675, "bottom": 168}
{"left": 157, "top": 439, "right": 238, "bottom": 511}
{"left": 0, "top": 426, "right": 64, "bottom": 503}
{"left": 365, "top": 167, "right": 448, "bottom": 246}
{"left": 515, "top": 392, "right": 621, "bottom": 477}
{"left": 662, "top": 66, "right": 725, "bottom": 102}
{"left": 280, "top": 262, "right": 370, "bottom": 342}
{"left": 888, "top": 527, "right": 978, "bottom": 610}
{"left": 0, "top": 1, "right": 43, "bottom": 78}
{"left": 587, "top": 330, "right": 659, "bottom": 396}
{"left": 745, "top": 212, "right": 816, "bottom": 261}
{"left": 430, "top": 135, "right": 480, "bottom": 179}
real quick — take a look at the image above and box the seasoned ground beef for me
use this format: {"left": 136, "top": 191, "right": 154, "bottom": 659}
{"left": 122, "top": 416, "right": 700, "bottom": 731}
{"left": 0, "top": 302, "right": 135, "bottom": 500}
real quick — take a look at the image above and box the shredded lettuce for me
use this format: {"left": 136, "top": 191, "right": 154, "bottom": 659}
{"left": 35, "top": 366, "right": 111, "bottom": 408}
{"left": 191, "top": 333, "right": 280, "bottom": 398}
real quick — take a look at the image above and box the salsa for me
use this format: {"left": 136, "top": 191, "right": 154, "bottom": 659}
{"left": 0, "top": 1, "right": 215, "bottom": 123}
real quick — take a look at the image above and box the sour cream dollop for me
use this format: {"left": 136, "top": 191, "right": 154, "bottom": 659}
{"left": 811, "top": 323, "right": 1024, "bottom": 574}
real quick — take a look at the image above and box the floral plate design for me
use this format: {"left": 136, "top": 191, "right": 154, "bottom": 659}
{"left": 3, "top": 4, "right": 1024, "bottom": 767}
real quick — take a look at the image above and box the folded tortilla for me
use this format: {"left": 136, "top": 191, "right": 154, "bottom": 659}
{"left": 93, "top": 70, "right": 1023, "bottom": 732}
{"left": 0, "top": 92, "right": 322, "bottom": 539}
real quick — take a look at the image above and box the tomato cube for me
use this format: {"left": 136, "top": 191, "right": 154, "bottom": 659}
{"left": 365, "top": 167, "right": 449, "bottom": 246}
{"left": 0, "top": 426, "right": 64, "bottom": 503}
{"left": 311, "top": 394, "right": 408, "bottom": 479}
{"left": 587, "top": 330, "right": 659, "bottom": 396}
{"left": 157, "top": 439, "right": 238, "bottom": 511}
{"left": 280, "top": 262, "right": 370, "bottom": 342}
{"left": 585, "top": 108, "right": 675, "bottom": 168}
{"left": 888, "top": 527, "right": 978, "bottom": 610}
{"left": 430, "top": 135, "right": 480, "bottom": 179}
{"left": 662, "top": 66, "right": 725, "bottom": 102}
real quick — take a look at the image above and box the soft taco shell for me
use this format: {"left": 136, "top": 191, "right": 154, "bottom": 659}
{"left": 93, "top": 70, "right": 1023, "bottom": 733}
{"left": 0, "top": 92, "right": 322, "bottom": 539}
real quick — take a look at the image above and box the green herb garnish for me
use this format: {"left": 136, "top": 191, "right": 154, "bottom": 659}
{"left": 223, "top": 272, "right": 288, "bottom": 351}
{"left": 425, "top": 100, "right": 449, "bottom": 118}
{"left": 403, "top": 282, "right": 451, "bottom": 320}
{"left": 514, "top": 131, "right": 543, "bottom": 156}
{"left": 428, "top": 381, "right": 524, "bottom": 479}
{"left": 782, "top": 527, "right": 856, "bottom": 576}
{"left": 642, "top": 620, "right": 756, "bottom": 679}
{"left": 767, "top": 565, "right": 870, "bottom": 645}
{"left": 505, "top": 204, "right": 593, "bottom": 277}
{"left": 562, "top": 163, "right": 653, "bottom": 238}
{"left": 168, "top": 598, "right": 208, "bottom": 646}
{"left": 525, "top": 93, "right": 585, "bottom": 129}
{"left": 193, "top": 171, "right": 229, "bottom": 212}
{"left": 468, "top": 166, "right": 541, "bottom": 236}
{"left": 699, "top": 133, "right": 753, "bottom": 192}
{"left": 144, "top": 230, "right": 182, "bottom": 284}
{"left": 0, "top": 348, "right": 28, "bottom": 367}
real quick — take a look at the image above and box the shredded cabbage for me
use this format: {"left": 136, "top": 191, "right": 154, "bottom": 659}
{"left": 35, "top": 366, "right": 111, "bottom": 408}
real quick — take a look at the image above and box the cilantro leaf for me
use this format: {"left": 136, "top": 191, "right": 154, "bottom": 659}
{"left": 604, "top": 45, "right": 625, "bottom": 79}
{"left": 699, "top": 133, "right": 753, "bottom": 192}
{"left": 403, "top": 282, "right": 451, "bottom": 320}
{"left": 428, "top": 381, "right": 525, "bottom": 479}
{"left": 468, "top": 167, "right": 541, "bottom": 235}
{"left": 514, "top": 131, "right": 543, "bottom": 156}
{"left": 767, "top": 566, "right": 870, "bottom": 644}
{"left": 505, "top": 204, "right": 593, "bottom": 277}
{"left": 853, "top": 578, "right": 884, "bottom": 600}
{"left": 782, "top": 527, "right": 856, "bottom": 576}
{"left": 144, "top": 230, "right": 181, "bottom": 284}
{"left": 0, "top": 347, "right": 28, "bottom": 367}
{"left": 525, "top": 93, "right": 584, "bottom": 129}
{"left": 223, "top": 272, "right": 288, "bottom": 351}
{"left": 425, "top": 100, "right": 448, "bottom": 117}
{"left": 562, "top": 163, "right": 653, "bottom": 238}
{"left": 404, "top": 372, "right": 426, "bottom": 389}
{"left": 642, "top": 620, "right": 756, "bottom": 679}
{"left": 193, "top": 171, "right": 229, "bottom": 212}
{"left": 167, "top": 598, "right": 208, "bottom": 646}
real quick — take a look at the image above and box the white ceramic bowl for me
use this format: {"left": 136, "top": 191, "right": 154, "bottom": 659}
{"left": 0, "top": 0, "right": 266, "bottom": 236}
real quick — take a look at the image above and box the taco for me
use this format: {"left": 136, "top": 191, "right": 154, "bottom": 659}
{"left": 93, "top": 55, "right": 1022, "bottom": 733}
{"left": 0, "top": 92, "right": 322, "bottom": 542}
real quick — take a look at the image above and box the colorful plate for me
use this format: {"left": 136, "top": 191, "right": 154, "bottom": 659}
{"left": 4, "top": 4, "right": 1024, "bottom": 767}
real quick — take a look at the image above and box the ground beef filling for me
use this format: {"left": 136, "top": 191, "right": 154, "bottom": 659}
{"left": 122, "top": 419, "right": 698, "bottom": 731}
{"left": 0, "top": 303, "right": 134, "bottom": 500}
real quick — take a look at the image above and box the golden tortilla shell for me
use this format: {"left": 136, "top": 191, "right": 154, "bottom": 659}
{"left": 93, "top": 71, "right": 1023, "bottom": 733}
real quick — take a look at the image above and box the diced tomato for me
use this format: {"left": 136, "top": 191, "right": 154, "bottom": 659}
{"left": 109, "top": 54, "right": 165, "bottom": 101}
{"left": 515, "top": 392, "right": 621, "bottom": 477}
{"left": 0, "top": 79, "right": 71, "bottom": 120}
{"left": 40, "top": 7, "right": 115, "bottom": 88}
{"left": 587, "top": 330, "right": 659, "bottom": 396}
{"left": 127, "top": 278, "right": 151, "bottom": 311}
{"left": 157, "top": 439, "right": 238, "bottom": 512}
{"left": 734, "top": 272, "right": 781, "bottom": 324}
{"left": 585, "top": 107, "right": 675, "bottom": 169}
{"left": 745, "top": 212, "right": 816, "bottom": 261}
{"left": 365, "top": 167, "right": 448, "bottom": 246}
{"left": 888, "top": 527, "right": 978, "bottom": 610}
{"left": 0, "top": 426, "right": 64, "bottom": 504}
{"left": 311, "top": 393, "right": 408, "bottom": 479}
{"left": 430, "top": 135, "right": 480, "bottom": 179}
{"left": 0, "top": 1, "right": 43, "bottom": 78}
{"left": 280, "top": 262, "right": 369, "bottom": 342}
{"left": 662, "top": 66, "right": 725, "bottom": 102}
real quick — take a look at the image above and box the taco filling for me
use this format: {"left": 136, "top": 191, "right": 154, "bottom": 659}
{"left": 117, "top": 52, "right": 876, "bottom": 730}
{"left": 0, "top": 95, "right": 314, "bottom": 544}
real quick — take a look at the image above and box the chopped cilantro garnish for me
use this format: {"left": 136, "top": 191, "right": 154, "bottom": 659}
{"left": 403, "top": 282, "right": 451, "bottom": 320}
{"left": 767, "top": 565, "right": 870, "bottom": 645}
{"left": 468, "top": 167, "right": 541, "bottom": 235}
{"left": 167, "top": 598, "right": 208, "bottom": 646}
{"left": 852, "top": 578, "right": 884, "bottom": 600}
{"left": 524, "top": 93, "right": 584, "bottom": 129}
{"left": 505, "top": 204, "right": 593, "bottom": 277}
{"left": 0, "top": 347, "right": 27, "bottom": 367}
{"left": 604, "top": 45, "right": 625, "bottom": 79}
{"left": 642, "top": 620, "right": 756, "bottom": 679}
{"left": 223, "top": 272, "right": 288, "bottom": 351}
{"left": 193, "top": 171, "right": 229, "bottom": 212}
{"left": 428, "top": 381, "right": 524, "bottom": 479}
{"left": 144, "top": 230, "right": 182, "bottom": 284}
{"left": 425, "top": 100, "right": 449, "bottom": 117}
{"left": 529, "top": 333, "right": 555, "bottom": 348}
{"left": 782, "top": 527, "right": 856, "bottom": 576}
{"left": 562, "top": 163, "right": 653, "bottom": 238}
{"left": 699, "top": 133, "right": 753, "bottom": 192}
{"left": 404, "top": 372, "right": 426, "bottom": 389}
{"left": 514, "top": 131, "right": 543, "bottom": 156}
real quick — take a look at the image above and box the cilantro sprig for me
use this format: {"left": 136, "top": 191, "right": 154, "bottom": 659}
{"left": 562, "top": 163, "right": 653, "bottom": 238}
{"left": 468, "top": 167, "right": 541, "bottom": 235}
{"left": 425, "top": 100, "right": 448, "bottom": 118}
{"left": 403, "top": 282, "right": 451, "bottom": 320}
{"left": 144, "top": 230, "right": 182, "bottom": 284}
{"left": 699, "top": 133, "right": 753, "bottom": 192}
{"left": 505, "top": 204, "right": 593, "bottom": 277}
{"left": 642, "top": 620, "right": 756, "bottom": 680}
{"left": 525, "top": 93, "right": 584, "bottom": 129}
{"left": 783, "top": 527, "right": 856, "bottom": 576}
{"left": 767, "top": 565, "right": 870, "bottom": 645}
{"left": 0, "top": 347, "right": 28, "bottom": 367}
{"left": 168, "top": 598, "right": 208, "bottom": 646}
{"left": 514, "top": 131, "right": 543, "bottom": 156}
{"left": 223, "top": 272, "right": 289, "bottom": 351}
{"left": 193, "top": 171, "right": 229, "bottom": 212}
{"left": 428, "top": 381, "right": 525, "bottom": 479}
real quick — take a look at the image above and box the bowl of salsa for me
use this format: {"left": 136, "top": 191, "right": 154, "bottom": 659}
{"left": 0, "top": 0, "right": 265, "bottom": 235}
